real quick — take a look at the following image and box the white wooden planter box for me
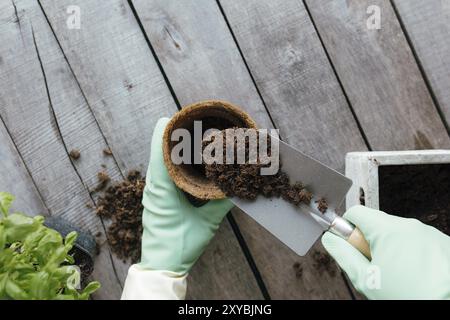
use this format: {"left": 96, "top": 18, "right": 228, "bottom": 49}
{"left": 345, "top": 150, "right": 450, "bottom": 210}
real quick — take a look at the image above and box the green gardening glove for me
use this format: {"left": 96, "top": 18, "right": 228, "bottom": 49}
{"left": 139, "top": 118, "right": 234, "bottom": 275}
{"left": 322, "top": 205, "right": 450, "bottom": 299}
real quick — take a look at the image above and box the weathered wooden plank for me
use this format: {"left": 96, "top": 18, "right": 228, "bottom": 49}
{"left": 187, "top": 221, "right": 263, "bottom": 299}
{"left": 39, "top": 0, "right": 176, "bottom": 174}
{"left": 134, "top": 0, "right": 364, "bottom": 298}
{"left": 219, "top": 0, "right": 368, "bottom": 299}
{"left": 21, "top": 0, "right": 131, "bottom": 295}
{"left": 0, "top": 118, "right": 47, "bottom": 216}
{"left": 131, "top": 0, "right": 272, "bottom": 128}
{"left": 39, "top": 0, "right": 263, "bottom": 299}
{"left": 393, "top": 0, "right": 450, "bottom": 130}
{"left": 305, "top": 0, "right": 450, "bottom": 150}
{"left": 219, "top": 0, "right": 367, "bottom": 172}
{"left": 0, "top": 0, "right": 123, "bottom": 299}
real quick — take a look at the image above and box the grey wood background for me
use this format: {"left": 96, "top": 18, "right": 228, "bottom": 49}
{"left": 0, "top": 0, "right": 449, "bottom": 299}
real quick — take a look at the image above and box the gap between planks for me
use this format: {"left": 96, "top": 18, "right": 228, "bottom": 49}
{"left": 127, "top": 0, "right": 270, "bottom": 299}
{"left": 389, "top": 0, "right": 450, "bottom": 137}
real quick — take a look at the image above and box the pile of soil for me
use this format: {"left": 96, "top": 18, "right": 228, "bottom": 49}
{"left": 379, "top": 164, "right": 450, "bottom": 235}
{"left": 96, "top": 170, "right": 145, "bottom": 263}
{"left": 203, "top": 128, "right": 327, "bottom": 211}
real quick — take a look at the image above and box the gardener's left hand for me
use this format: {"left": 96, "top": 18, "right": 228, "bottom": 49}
{"left": 121, "top": 118, "right": 233, "bottom": 300}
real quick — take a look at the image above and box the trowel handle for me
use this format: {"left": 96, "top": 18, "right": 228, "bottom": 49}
{"left": 329, "top": 216, "right": 372, "bottom": 260}
{"left": 347, "top": 227, "right": 371, "bottom": 260}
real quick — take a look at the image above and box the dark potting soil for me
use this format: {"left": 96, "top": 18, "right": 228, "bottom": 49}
{"left": 316, "top": 198, "right": 329, "bottom": 214}
{"left": 203, "top": 128, "right": 328, "bottom": 211}
{"left": 96, "top": 170, "right": 145, "bottom": 263}
{"left": 378, "top": 164, "right": 450, "bottom": 236}
{"left": 188, "top": 116, "right": 239, "bottom": 176}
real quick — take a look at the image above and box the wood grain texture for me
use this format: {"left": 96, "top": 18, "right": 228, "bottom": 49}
{"left": 0, "top": 119, "right": 47, "bottom": 216}
{"left": 393, "top": 0, "right": 450, "bottom": 130}
{"left": 0, "top": 0, "right": 123, "bottom": 299}
{"left": 39, "top": 0, "right": 262, "bottom": 299}
{"left": 219, "top": 0, "right": 367, "bottom": 172}
{"left": 135, "top": 0, "right": 363, "bottom": 299}
{"left": 27, "top": 0, "right": 132, "bottom": 294}
{"left": 187, "top": 221, "right": 264, "bottom": 299}
{"left": 131, "top": 0, "right": 272, "bottom": 128}
{"left": 39, "top": 0, "right": 176, "bottom": 174}
{"left": 305, "top": 0, "right": 450, "bottom": 150}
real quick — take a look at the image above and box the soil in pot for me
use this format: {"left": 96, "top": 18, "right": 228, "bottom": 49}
{"left": 96, "top": 170, "right": 145, "bottom": 263}
{"left": 187, "top": 116, "right": 238, "bottom": 177}
{"left": 71, "top": 248, "right": 94, "bottom": 284}
{"left": 378, "top": 164, "right": 450, "bottom": 235}
{"left": 163, "top": 100, "right": 258, "bottom": 200}
{"left": 203, "top": 128, "right": 328, "bottom": 210}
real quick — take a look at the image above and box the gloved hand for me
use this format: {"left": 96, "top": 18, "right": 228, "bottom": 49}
{"left": 322, "top": 205, "right": 450, "bottom": 299}
{"left": 139, "top": 117, "right": 234, "bottom": 275}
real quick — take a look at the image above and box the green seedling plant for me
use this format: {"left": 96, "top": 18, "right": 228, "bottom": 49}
{"left": 0, "top": 192, "right": 100, "bottom": 300}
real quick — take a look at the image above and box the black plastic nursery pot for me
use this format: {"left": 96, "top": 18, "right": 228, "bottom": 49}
{"left": 44, "top": 217, "right": 97, "bottom": 283}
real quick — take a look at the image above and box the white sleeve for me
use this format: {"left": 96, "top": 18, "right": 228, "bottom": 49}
{"left": 121, "top": 264, "right": 187, "bottom": 300}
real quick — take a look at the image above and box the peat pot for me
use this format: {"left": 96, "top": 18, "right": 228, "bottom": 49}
{"left": 163, "top": 100, "right": 257, "bottom": 201}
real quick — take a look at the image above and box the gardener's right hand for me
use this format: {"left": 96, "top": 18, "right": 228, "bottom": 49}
{"left": 122, "top": 117, "right": 233, "bottom": 300}
{"left": 322, "top": 205, "right": 450, "bottom": 299}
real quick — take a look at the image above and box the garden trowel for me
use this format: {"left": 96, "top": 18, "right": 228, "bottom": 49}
{"left": 231, "top": 136, "right": 371, "bottom": 259}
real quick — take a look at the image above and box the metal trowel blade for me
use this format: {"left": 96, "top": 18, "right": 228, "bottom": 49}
{"left": 231, "top": 137, "right": 352, "bottom": 256}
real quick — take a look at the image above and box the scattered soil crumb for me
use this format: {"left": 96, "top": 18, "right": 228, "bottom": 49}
{"left": 103, "top": 148, "right": 113, "bottom": 156}
{"left": 95, "top": 171, "right": 110, "bottom": 192}
{"left": 69, "top": 149, "right": 81, "bottom": 160}
{"left": 312, "top": 250, "right": 336, "bottom": 277}
{"left": 95, "top": 171, "right": 145, "bottom": 263}
{"left": 95, "top": 232, "right": 102, "bottom": 238}
{"left": 86, "top": 202, "right": 93, "bottom": 209}
{"left": 316, "top": 198, "right": 328, "bottom": 213}
{"left": 283, "top": 183, "right": 313, "bottom": 206}
{"left": 203, "top": 129, "right": 328, "bottom": 211}
{"left": 293, "top": 261, "right": 303, "bottom": 279}
{"left": 101, "top": 164, "right": 107, "bottom": 169}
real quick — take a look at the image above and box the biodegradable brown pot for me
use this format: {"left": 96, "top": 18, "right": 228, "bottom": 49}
{"left": 163, "top": 100, "right": 257, "bottom": 200}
